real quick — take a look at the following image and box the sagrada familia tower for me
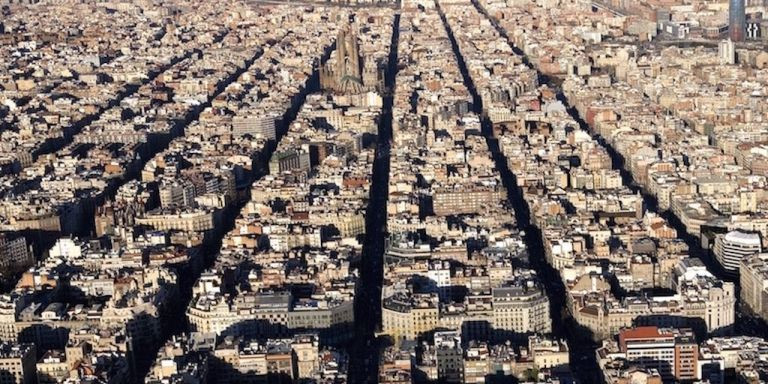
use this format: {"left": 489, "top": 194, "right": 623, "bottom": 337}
{"left": 320, "top": 26, "right": 384, "bottom": 95}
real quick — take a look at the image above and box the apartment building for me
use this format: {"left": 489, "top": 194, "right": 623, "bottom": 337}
{"left": 617, "top": 327, "right": 697, "bottom": 382}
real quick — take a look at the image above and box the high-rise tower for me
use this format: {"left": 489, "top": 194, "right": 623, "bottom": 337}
{"left": 729, "top": 0, "right": 746, "bottom": 41}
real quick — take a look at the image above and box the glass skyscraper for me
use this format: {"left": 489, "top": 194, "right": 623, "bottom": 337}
{"left": 729, "top": 0, "right": 746, "bottom": 41}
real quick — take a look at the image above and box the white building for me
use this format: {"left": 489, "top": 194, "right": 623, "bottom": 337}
{"left": 714, "top": 230, "right": 762, "bottom": 273}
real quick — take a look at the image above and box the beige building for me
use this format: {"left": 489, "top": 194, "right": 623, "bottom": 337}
{"left": 211, "top": 338, "right": 296, "bottom": 383}
{"left": 740, "top": 253, "right": 768, "bottom": 322}
{"left": 381, "top": 294, "right": 439, "bottom": 342}
{"left": 528, "top": 336, "right": 569, "bottom": 369}
{"left": 492, "top": 285, "right": 551, "bottom": 335}
{"left": 187, "top": 293, "right": 354, "bottom": 345}
{"left": 383, "top": 282, "right": 551, "bottom": 344}
{"left": 575, "top": 282, "right": 736, "bottom": 341}
{"left": 0, "top": 343, "right": 36, "bottom": 384}
{"left": 35, "top": 350, "right": 68, "bottom": 384}
{"left": 135, "top": 210, "right": 215, "bottom": 232}
{"left": 432, "top": 187, "right": 505, "bottom": 216}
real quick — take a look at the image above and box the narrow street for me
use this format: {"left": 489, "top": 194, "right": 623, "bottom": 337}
{"left": 347, "top": 12, "right": 400, "bottom": 384}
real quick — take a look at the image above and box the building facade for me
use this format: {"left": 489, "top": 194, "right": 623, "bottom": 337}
{"left": 714, "top": 230, "right": 761, "bottom": 273}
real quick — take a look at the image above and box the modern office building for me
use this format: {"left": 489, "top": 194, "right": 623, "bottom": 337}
{"left": 232, "top": 115, "right": 277, "bottom": 141}
{"left": 729, "top": 0, "right": 746, "bottom": 41}
{"left": 714, "top": 230, "right": 762, "bottom": 273}
{"left": 618, "top": 327, "right": 698, "bottom": 382}
{"left": 0, "top": 234, "right": 33, "bottom": 272}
